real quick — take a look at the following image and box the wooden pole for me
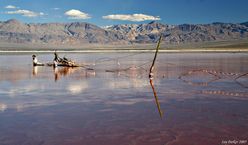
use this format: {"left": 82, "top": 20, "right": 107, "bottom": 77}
{"left": 149, "top": 35, "right": 162, "bottom": 78}
{"left": 149, "top": 34, "right": 163, "bottom": 119}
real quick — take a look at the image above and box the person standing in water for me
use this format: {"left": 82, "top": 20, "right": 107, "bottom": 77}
{"left": 32, "top": 55, "right": 44, "bottom": 66}
{"left": 53, "top": 51, "right": 61, "bottom": 67}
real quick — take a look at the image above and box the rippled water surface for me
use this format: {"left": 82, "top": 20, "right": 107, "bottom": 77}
{"left": 0, "top": 53, "right": 248, "bottom": 145}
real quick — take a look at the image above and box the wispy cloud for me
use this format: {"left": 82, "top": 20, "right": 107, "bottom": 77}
{"left": 5, "top": 5, "right": 19, "bottom": 9}
{"left": 64, "top": 9, "right": 91, "bottom": 19}
{"left": 5, "top": 9, "right": 45, "bottom": 17}
{"left": 52, "top": 7, "right": 60, "bottom": 10}
{"left": 102, "top": 14, "right": 161, "bottom": 22}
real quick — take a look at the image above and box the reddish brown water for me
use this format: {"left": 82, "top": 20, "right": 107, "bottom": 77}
{"left": 0, "top": 53, "right": 248, "bottom": 145}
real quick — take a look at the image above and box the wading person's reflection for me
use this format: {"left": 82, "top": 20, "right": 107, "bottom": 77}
{"left": 32, "top": 66, "right": 38, "bottom": 76}
{"left": 53, "top": 66, "right": 59, "bottom": 81}
{"left": 53, "top": 67, "right": 77, "bottom": 82}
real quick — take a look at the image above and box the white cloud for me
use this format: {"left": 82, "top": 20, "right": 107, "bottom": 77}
{"left": 102, "top": 14, "right": 161, "bottom": 22}
{"left": 5, "top": 9, "right": 44, "bottom": 17}
{"left": 64, "top": 9, "right": 91, "bottom": 19}
{"left": 5, "top": 5, "right": 18, "bottom": 9}
{"left": 4, "top": 5, "right": 19, "bottom": 9}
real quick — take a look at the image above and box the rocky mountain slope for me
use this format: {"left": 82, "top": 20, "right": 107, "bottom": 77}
{"left": 106, "top": 21, "right": 248, "bottom": 44}
{"left": 0, "top": 19, "right": 248, "bottom": 46}
{"left": 0, "top": 19, "right": 126, "bottom": 46}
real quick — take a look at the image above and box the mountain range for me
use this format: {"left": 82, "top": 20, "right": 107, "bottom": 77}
{"left": 0, "top": 19, "right": 248, "bottom": 48}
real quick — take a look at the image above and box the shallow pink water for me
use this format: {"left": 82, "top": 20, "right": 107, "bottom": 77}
{"left": 0, "top": 53, "right": 248, "bottom": 145}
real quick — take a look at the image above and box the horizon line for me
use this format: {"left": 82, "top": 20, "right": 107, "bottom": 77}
{"left": 1, "top": 18, "right": 248, "bottom": 26}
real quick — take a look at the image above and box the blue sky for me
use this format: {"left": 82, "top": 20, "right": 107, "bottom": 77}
{"left": 0, "top": 0, "right": 248, "bottom": 26}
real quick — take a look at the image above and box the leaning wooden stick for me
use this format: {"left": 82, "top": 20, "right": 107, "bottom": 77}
{"left": 149, "top": 35, "right": 162, "bottom": 79}
{"left": 149, "top": 34, "right": 163, "bottom": 119}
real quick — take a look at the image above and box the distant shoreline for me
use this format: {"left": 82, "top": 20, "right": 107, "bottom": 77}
{"left": 1, "top": 48, "right": 248, "bottom": 53}
{"left": 1, "top": 39, "right": 248, "bottom": 53}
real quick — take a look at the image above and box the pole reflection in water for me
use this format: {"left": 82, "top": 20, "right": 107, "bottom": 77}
{"left": 149, "top": 77, "right": 163, "bottom": 119}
